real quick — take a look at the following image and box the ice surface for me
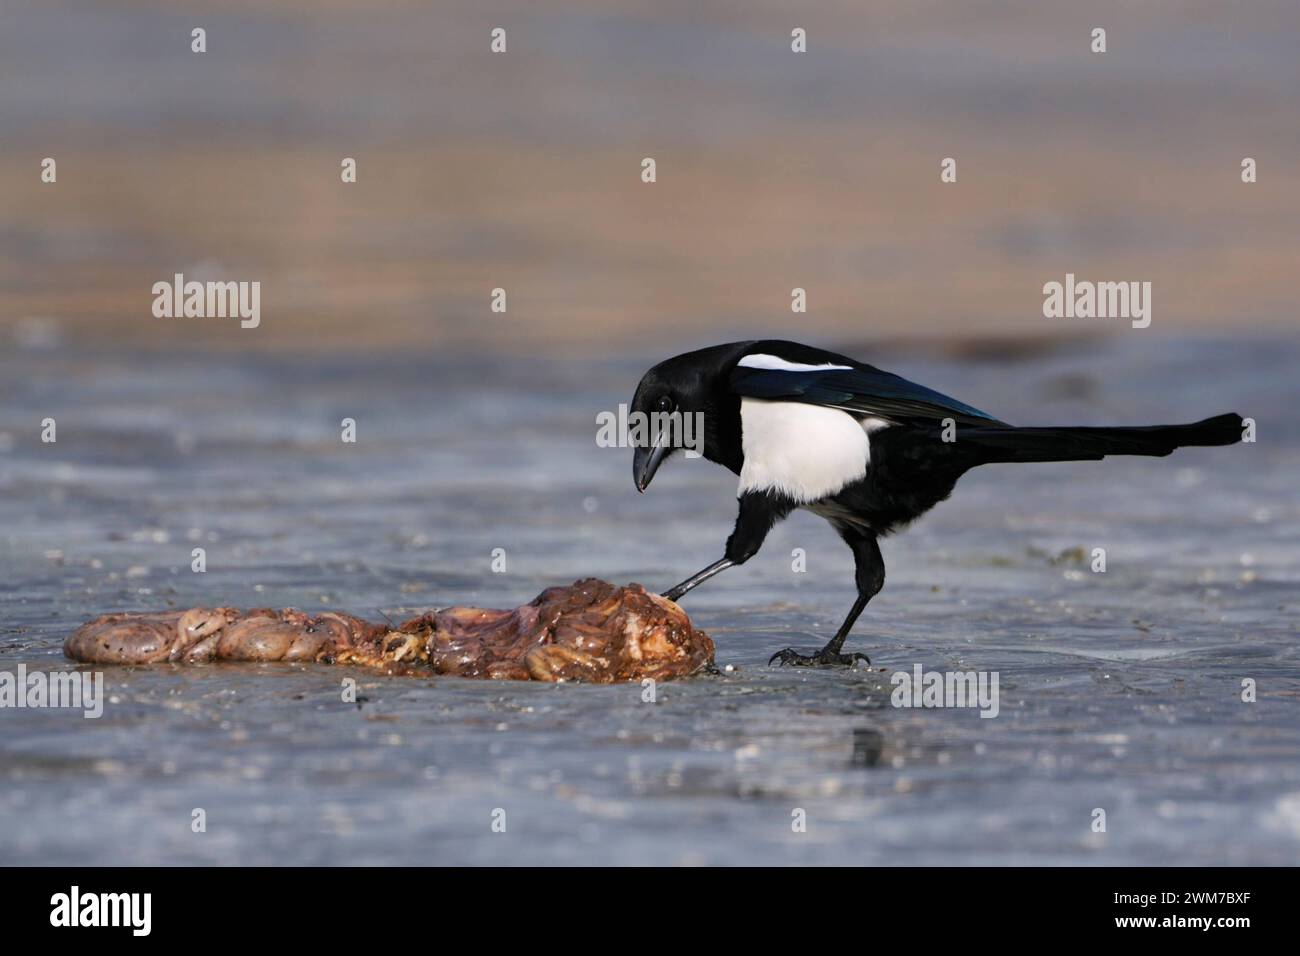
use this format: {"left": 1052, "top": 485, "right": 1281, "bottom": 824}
{"left": 1, "top": 335, "right": 1297, "bottom": 864}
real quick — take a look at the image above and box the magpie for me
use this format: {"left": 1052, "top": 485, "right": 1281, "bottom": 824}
{"left": 630, "top": 340, "right": 1244, "bottom": 667}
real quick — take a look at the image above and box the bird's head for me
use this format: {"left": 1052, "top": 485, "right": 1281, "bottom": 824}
{"left": 629, "top": 343, "right": 751, "bottom": 492}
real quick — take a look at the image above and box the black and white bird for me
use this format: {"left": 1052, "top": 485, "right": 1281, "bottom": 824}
{"left": 630, "top": 340, "right": 1243, "bottom": 666}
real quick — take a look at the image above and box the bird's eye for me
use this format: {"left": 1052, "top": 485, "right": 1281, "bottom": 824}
{"left": 656, "top": 395, "right": 674, "bottom": 412}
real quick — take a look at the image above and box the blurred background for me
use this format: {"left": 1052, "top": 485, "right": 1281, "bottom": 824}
{"left": 2, "top": 0, "right": 1298, "bottom": 354}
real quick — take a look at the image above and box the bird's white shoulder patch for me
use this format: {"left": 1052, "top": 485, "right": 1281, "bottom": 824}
{"left": 738, "top": 398, "right": 876, "bottom": 503}
{"left": 736, "top": 354, "right": 853, "bottom": 372}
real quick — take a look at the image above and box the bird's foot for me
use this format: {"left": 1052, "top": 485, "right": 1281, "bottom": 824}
{"left": 768, "top": 647, "right": 870, "bottom": 668}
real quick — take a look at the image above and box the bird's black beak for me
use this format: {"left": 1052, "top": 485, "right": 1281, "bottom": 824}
{"left": 633, "top": 439, "right": 669, "bottom": 493}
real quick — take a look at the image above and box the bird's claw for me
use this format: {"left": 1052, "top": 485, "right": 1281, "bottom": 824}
{"left": 767, "top": 647, "right": 871, "bottom": 668}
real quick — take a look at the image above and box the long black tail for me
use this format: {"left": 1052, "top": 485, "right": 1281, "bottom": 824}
{"left": 960, "top": 413, "right": 1244, "bottom": 465}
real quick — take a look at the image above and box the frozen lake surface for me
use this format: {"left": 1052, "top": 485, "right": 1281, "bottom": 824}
{"left": 1, "top": 334, "right": 1297, "bottom": 865}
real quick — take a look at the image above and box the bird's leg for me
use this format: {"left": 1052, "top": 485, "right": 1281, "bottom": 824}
{"left": 662, "top": 557, "right": 733, "bottom": 602}
{"left": 769, "top": 594, "right": 872, "bottom": 667}
{"left": 662, "top": 491, "right": 793, "bottom": 603}
{"left": 770, "top": 532, "right": 883, "bottom": 667}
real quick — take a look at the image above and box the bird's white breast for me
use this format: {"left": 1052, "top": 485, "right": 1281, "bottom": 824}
{"left": 738, "top": 398, "right": 886, "bottom": 503}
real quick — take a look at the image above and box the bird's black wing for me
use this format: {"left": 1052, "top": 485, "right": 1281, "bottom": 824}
{"left": 729, "top": 358, "right": 1005, "bottom": 427}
